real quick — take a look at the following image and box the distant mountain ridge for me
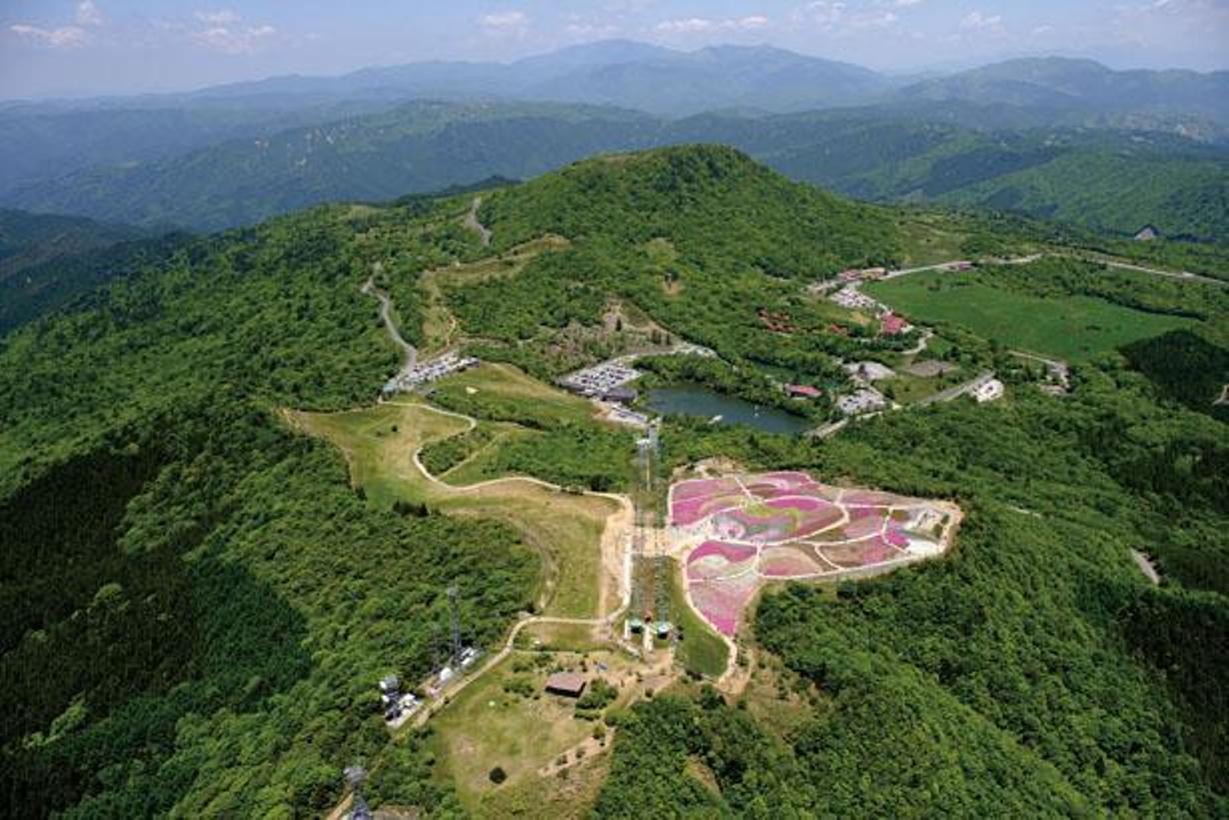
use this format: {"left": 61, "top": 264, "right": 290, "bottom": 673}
{"left": 193, "top": 41, "right": 895, "bottom": 116}
{"left": 0, "top": 209, "right": 183, "bottom": 334}
{"left": 902, "top": 57, "right": 1229, "bottom": 126}
{"left": 2, "top": 43, "right": 1223, "bottom": 202}
{"left": 6, "top": 99, "right": 1225, "bottom": 240}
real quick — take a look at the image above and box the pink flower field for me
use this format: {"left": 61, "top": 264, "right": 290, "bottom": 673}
{"left": 672, "top": 471, "right": 954, "bottom": 637}
{"left": 686, "top": 541, "right": 758, "bottom": 581}
{"left": 689, "top": 571, "right": 760, "bottom": 637}
{"left": 760, "top": 545, "right": 828, "bottom": 577}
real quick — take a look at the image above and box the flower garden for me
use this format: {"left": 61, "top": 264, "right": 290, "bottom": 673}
{"left": 672, "top": 471, "right": 959, "bottom": 637}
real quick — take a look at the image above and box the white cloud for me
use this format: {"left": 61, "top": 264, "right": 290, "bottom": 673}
{"left": 191, "top": 23, "right": 276, "bottom": 54}
{"left": 793, "top": 1, "right": 899, "bottom": 33}
{"left": 195, "top": 9, "right": 242, "bottom": 26}
{"left": 796, "top": 1, "right": 847, "bottom": 32}
{"left": 9, "top": 23, "right": 89, "bottom": 48}
{"left": 564, "top": 20, "right": 622, "bottom": 38}
{"left": 960, "top": 10, "right": 1004, "bottom": 30}
{"left": 737, "top": 15, "right": 771, "bottom": 29}
{"left": 654, "top": 15, "right": 771, "bottom": 33}
{"left": 655, "top": 17, "right": 715, "bottom": 32}
{"left": 479, "top": 11, "right": 527, "bottom": 28}
{"left": 867, "top": 11, "right": 898, "bottom": 27}
{"left": 75, "top": 1, "right": 103, "bottom": 27}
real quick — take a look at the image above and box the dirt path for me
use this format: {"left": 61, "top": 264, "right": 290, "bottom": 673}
{"left": 463, "top": 196, "right": 492, "bottom": 247}
{"left": 380, "top": 401, "right": 634, "bottom": 620}
{"left": 1131, "top": 549, "right": 1161, "bottom": 585}
{"left": 362, "top": 277, "right": 417, "bottom": 371}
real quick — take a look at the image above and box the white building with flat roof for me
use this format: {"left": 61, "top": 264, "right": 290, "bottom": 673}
{"left": 972, "top": 378, "right": 1005, "bottom": 403}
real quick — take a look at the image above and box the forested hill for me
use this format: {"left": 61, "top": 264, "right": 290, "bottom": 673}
{"left": 481, "top": 144, "right": 897, "bottom": 273}
{"left": 0, "top": 209, "right": 185, "bottom": 335}
{"left": 1, "top": 146, "right": 1225, "bottom": 816}
{"left": 0, "top": 145, "right": 890, "bottom": 816}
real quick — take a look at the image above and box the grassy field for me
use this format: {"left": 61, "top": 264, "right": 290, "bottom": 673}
{"left": 428, "top": 650, "right": 632, "bottom": 816}
{"left": 865, "top": 272, "right": 1196, "bottom": 362}
{"left": 894, "top": 214, "right": 972, "bottom": 267}
{"left": 514, "top": 621, "right": 610, "bottom": 653}
{"left": 417, "top": 236, "right": 570, "bottom": 353}
{"left": 665, "top": 559, "right": 730, "bottom": 679}
{"left": 289, "top": 396, "right": 620, "bottom": 619}
{"left": 430, "top": 363, "right": 599, "bottom": 428}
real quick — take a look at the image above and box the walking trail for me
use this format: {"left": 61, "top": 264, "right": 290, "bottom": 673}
{"left": 463, "top": 196, "right": 492, "bottom": 247}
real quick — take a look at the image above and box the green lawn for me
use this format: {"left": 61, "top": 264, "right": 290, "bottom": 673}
{"left": 865, "top": 273, "right": 1196, "bottom": 362}
{"left": 665, "top": 559, "right": 729, "bottom": 678}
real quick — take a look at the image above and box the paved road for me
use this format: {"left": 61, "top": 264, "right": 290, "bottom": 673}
{"left": 1077, "top": 255, "right": 1227, "bottom": 287}
{"left": 916, "top": 371, "right": 997, "bottom": 406}
{"left": 362, "top": 277, "right": 417, "bottom": 371}
{"left": 881, "top": 251, "right": 1225, "bottom": 288}
{"left": 806, "top": 418, "right": 849, "bottom": 439}
{"left": 463, "top": 196, "right": 492, "bottom": 247}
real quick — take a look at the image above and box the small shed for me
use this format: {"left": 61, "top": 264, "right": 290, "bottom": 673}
{"left": 1134, "top": 225, "right": 1159, "bottom": 241}
{"left": 784, "top": 384, "right": 822, "bottom": 399}
{"left": 544, "top": 672, "right": 588, "bottom": 698}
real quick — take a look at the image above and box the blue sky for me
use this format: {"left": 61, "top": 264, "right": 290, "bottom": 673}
{"left": 2, "top": 0, "right": 1226, "bottom": 98}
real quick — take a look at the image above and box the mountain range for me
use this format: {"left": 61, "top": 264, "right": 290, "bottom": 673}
{"left": 5, "top": 99, "right": 1225, "bottom": 239}
{"left": 2, "top": 42, "right": 1225, "bottom": 194}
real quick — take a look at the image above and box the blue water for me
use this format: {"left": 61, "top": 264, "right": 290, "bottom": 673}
{"left": 646, "top": 385, "right": 811, "bottom": 435}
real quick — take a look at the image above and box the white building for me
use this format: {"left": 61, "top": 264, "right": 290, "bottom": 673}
{"left": 836, "top": 388, "right": 888, "bottom": 416}
{"left": 972, "top": 378, "right": 1005, "bottom": 403}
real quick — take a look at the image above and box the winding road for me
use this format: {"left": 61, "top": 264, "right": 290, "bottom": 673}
{"left": 463, "top": 196, "right": 492, "bottom": 247}
{"left": 362, "top": 277, "right": 417, "bottom": 372}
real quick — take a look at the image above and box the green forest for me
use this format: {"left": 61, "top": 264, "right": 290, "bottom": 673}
{"left": 1, "top": 145, "right": 1226, "bottom": 816}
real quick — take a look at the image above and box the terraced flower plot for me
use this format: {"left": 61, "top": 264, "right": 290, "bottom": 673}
{"left": 672, "top": 471, "right": 959, "bottom": 636}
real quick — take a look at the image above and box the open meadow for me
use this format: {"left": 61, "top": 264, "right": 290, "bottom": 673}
{"left": 865, "top": 271, "right": 1196, "bottom": 361}
{"left": 288, "top": 366, "right": 628, "bottom": 619}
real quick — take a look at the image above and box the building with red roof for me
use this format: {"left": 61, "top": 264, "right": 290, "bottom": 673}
{"left": 881, "top": 313, "right": 910, "bottom": 336}
{"left": 784, "top": 384, "right": 823, "bottom": 399}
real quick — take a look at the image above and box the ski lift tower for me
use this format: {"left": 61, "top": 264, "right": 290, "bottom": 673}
{"left": 344, "top": 766, "right": 373, "bottom": 820}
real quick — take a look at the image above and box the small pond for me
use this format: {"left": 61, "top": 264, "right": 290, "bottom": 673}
{"left": 646, "top": 385, "right": 812, "bottom": 435}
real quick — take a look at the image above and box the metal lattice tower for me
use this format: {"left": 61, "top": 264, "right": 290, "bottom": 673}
{"left": 431, "top": 621, "right": 443, "bottom": 672}
{"left": 447, "top": 585, "right": 463, "bottom": 666}
{"left": 344, "top": 766, "right": 372, "bottom": 820}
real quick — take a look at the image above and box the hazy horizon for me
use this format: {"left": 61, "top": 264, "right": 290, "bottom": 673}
{"left": 2, "top": 0, "right": 1227, "bottom": 100}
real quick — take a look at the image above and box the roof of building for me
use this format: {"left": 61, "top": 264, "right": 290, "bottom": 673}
{"left": 544, "top": 672, "right": 588, "bottom": 696}
{"left": 603, "top": 386, "right": 638, "bottom": 402}
{"left": 785, "top": 384, "right": 822, "bottom": 398}
{"left": 881, "top": 314, "right": 909, "bottom": 335}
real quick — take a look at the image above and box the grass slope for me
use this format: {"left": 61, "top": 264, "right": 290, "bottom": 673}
{"left": 865, "top": 269, "right": 1195, "bottom": 361}
{"left": 292, "top": 379, "right": 624, "bottom": 620}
